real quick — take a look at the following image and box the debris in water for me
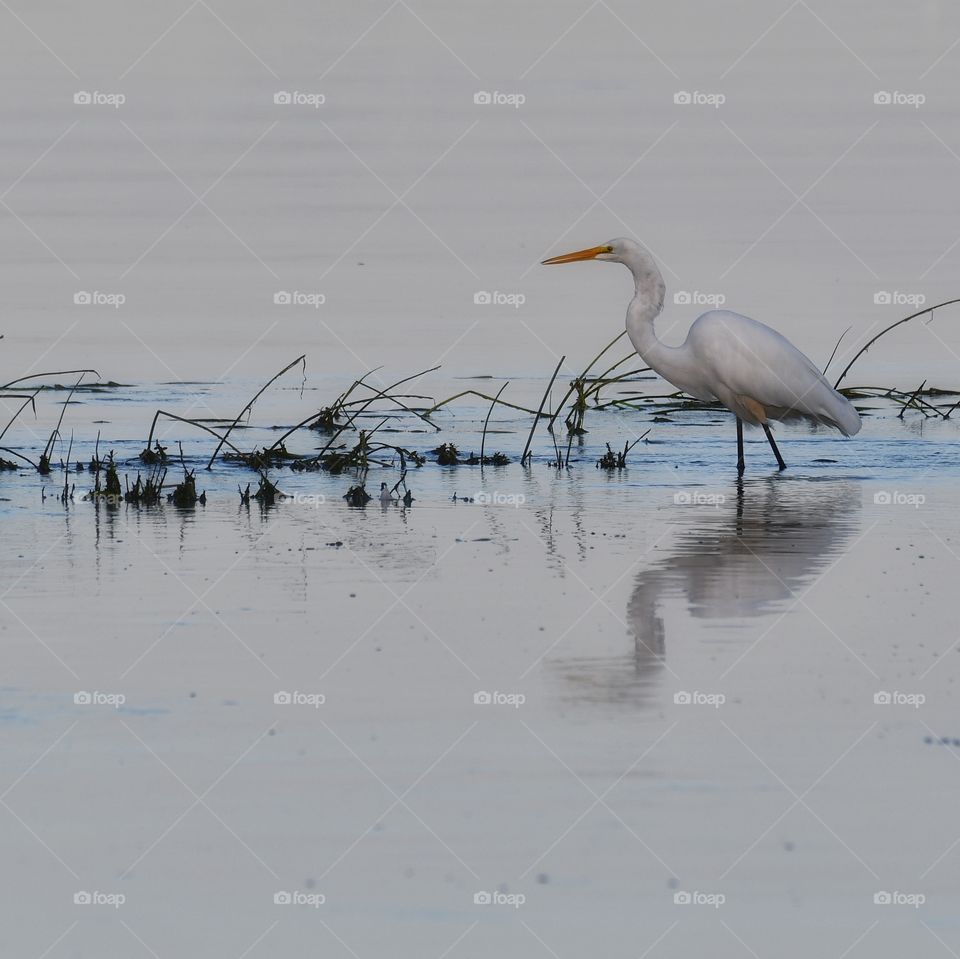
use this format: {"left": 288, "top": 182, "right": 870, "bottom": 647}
{"left": 344, "top": 485, "right": 371, "bottom": 507}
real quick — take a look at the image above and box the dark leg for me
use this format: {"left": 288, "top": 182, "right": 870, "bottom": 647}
{"left": 762, "top": 423, "right": 787, "bottom": 471}
{"left": 736, "top": 417, "right": 745, "bottom": 477}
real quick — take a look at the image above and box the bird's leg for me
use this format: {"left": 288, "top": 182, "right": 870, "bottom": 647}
{"left": 762, "top": 423, "right": 787, "bottom": 471}
{"left": 736, "top": 418, "right": 745, "bottom": 477}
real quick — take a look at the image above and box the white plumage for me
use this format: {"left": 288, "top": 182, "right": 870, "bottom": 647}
{"left": 543, "top": 237, "right": 861, "bottom": 472}
{"left": 672, "top": 310, "right": 861, "bottom": 436}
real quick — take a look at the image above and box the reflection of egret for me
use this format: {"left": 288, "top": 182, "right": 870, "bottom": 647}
{"left": 542, "top": 239, "right": 861, "bottom": 474}
{"left": 633, "top": 479, "right": 860, "bottom": 621}
{"left": 548, "top": 480, "right": 861, "bottom": 708}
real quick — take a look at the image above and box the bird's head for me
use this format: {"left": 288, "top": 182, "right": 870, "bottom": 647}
{"left": 542, "top": 238, "right": 664, "bottom": 298}
{"left": 541, "top": 238, "right": 633, "bottom": 265}
{"left": 542, "top": 237, "right": 660, "bottom": 272}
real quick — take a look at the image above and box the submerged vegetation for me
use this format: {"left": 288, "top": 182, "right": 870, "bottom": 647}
{"left": 124, "top": 466, "right": 166, "bottom": 505}
{"left": 3, "top": 298, "right": 960, "bottom": 507}
{"left": 597, "top": 432, "right": 651, "bottom": 470}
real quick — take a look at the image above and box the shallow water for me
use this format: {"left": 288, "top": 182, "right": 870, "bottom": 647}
{"left": 4, "top": 379, "right": 960, "bottom": 958}
{"left": 4, "top": 0, "right": 960, "bottom": 956}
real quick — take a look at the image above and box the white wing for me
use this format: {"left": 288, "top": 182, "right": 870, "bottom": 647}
{"left": 685, "top": 311, "right": 860, "bottom": 434}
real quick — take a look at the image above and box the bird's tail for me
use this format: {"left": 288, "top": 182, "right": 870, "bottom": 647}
{"left": 820, "top": 386, "right": 861, "bottom": 436}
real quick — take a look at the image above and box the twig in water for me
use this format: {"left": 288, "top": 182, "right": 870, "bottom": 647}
{"left": 144, "top": 410, "right": 247, "bottom": 460}
{"left": 822, "top": 326, "right": 851, "bottom": 377}
{"left": 547, "top": 330, "right": 626, "bottom": 432}
{"left": 897, "top": 381, "right": 930, "bottom": 419}
{"left": 206, "top": 354, "right": 306, "bottom": 468}
{"left": 0, "top": 392, "right": 38, "bottom": 438}
{"left": 60, "top": 432, "right": 74, "bottom": 502}
{"left": 480, "top": 382, "right": 508, "bottom": 468}
{"left": 305, "top": 369, "right": 440, "bottom": 466}
{"left": 834, "top": 299, "right": 960, "bottom": 389}
{"left": 0, "top": 368, "right": 99, "bottom": 390}
{"left": 521, "top": 356, "right": 565, "bottom": 467}
{"left": 596, "top": 430, "right": 651, "bottom": 469}
{"left": 39, "top": 372, "right": 87, "bottom": 473}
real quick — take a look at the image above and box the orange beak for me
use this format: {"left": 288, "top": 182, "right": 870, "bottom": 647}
{"left": 541, "top": 244, "right": 611, "bottom": 265}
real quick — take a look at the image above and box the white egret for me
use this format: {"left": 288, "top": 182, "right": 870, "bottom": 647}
{"left": 542, "top": 238, "right": 860, "bottom": 474}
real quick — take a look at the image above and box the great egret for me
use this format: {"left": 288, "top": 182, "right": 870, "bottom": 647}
{"left": 542, "top": 238, "right": 860, "bottom": 474}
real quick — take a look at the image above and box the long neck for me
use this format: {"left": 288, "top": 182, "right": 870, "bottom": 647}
{"left": 625, "top": 269, "right": 697, "bottom": 389}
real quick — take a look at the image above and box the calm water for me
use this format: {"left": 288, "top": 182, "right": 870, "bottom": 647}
{"left": 3, "top": 377, "right": 960, "bottom": 957}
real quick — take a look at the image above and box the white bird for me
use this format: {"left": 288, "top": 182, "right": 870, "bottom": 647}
{"left": 542, "top": 238, "right": 860, "bottom": 474}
